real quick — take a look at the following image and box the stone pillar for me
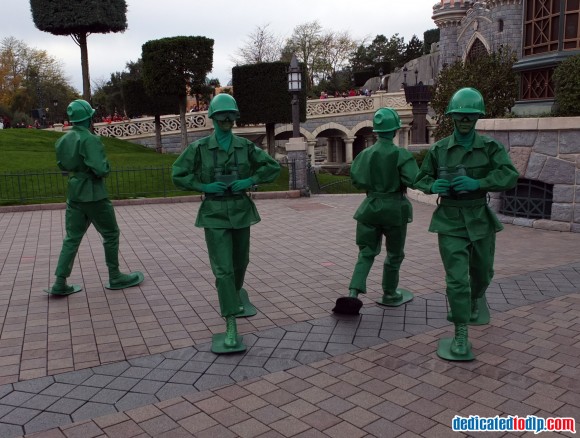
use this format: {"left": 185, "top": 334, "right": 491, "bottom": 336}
{"left": 285, "top": 137, "right": 309, "bottom": 194}
{"left": 365, "top": 135, "right": 375, "bottom": 148}
{"left": 427, "top": 126, "right": 435, "bottom": 144}
{"left": 307, "top": 140, "right": 317, "bottom": 166}
{"left": 399, "top": 126, "right": 410, "bottom": 148}
{"left": 327, "top": 138, "right": 334, "bottom": 162}
{"left": 53, "top": 123, "right": 64, "bottom": 132}
{"left": 344, "top": 137, "right": 355, "bottom": 164}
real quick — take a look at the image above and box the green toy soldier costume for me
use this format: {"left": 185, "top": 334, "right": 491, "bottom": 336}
{"left": 45, "top": 99, "right": 144, "bottom": 295}
{"left": 334, "top": 108, "right": 418, "bottom": 315}
{"left": 172, "top": 94, "right": 280, "bottom": 353}
{"left": 414, "top": 88, "right": 518, "bottom": 360}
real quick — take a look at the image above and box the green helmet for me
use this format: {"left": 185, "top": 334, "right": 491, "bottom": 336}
{"left": 208, "top": 94, "right": 240, "bottom": 119}
{"left": 67, "top": 99, "right": 95, "bottom": 123}
{"left": 373, "top": 107, "right": 401, "bottom": 132}
{"left": 445, "top": 87, "right": 485, "bottom": 115}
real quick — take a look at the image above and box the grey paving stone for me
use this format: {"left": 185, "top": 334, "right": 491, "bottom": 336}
{"left": 310, "top": 326, "right": 334, "bottom": 334}
{"left": 122, "top": 366, "right": 155, "bottom": 379}
{"left": 54, "top": 369, "right": 94, "bottom": 385}
{"left": 264, "top": 358, "right": 301, "bottom": 373}
{"left": 0, "top": 422, "right": 22, "bottom": 438}
{"left": 144, "top": 368, "right": 177, "bottom": 381}
{"left": 353, "top": 336, "right": 382, "bottom": 348}
{"left": 0, "top": 407, "right": 40, "bottom": 425}
{"left": 0, "top": 385, "right": 12, "bottom": 400}
{"left": 194, "top": 374, "right": 235, "bottom": 391}
{"left": 300, "top": 341, "right": 327, "bottom": 352}
{"left": 305, "top": 333, "right": 331, "bottom": 342}
{"left": 230, "top": 366, "right": 269, "bottom": 382}
{"left": 191, "top": 351, "right": 219, "bottom": 363}
{"left": 0, "top": 404, "right": 15, "bottom": 417}
{"left": 214, "top": 353, "right": 245, "bottom": 365}
{"left": 115, "top": 392, "right": 159, "bottom": 411}
{"left": 255, "top": 337, "right": 281, "bottom": 348}
{"left": 90, "top": 388, "right": 126, "bottom": 404}
{"left": 0, "top": 391, "right": 35, "bottom": 406}
{"left": 12, "top": 377, "right": 54, "bottom": 394}
{"left": 65, "top": 385, "right": 102, "bottom": 401}
{"left": 163, "top": 346, "right": 197, "bottom": 360}
{"left": 181, "top": 360, "right": 212, "bottom": 373}
{"left": 92, "top": 361, "right": 130, "bottom": 376}
{"left": 206, "top": 363, "right": 237, "bottom": 376}
{"left": 71, "top": 401, "right": 117, "bottom": 422}
{"left": 24, "top": 411, "right": 71, "bottom": 435}
{"left": 239, "top": 355, "right": 269, "bottom": 367}
{"left": 278, "top": 339, "right": 304, "bottom": 349}
{"left": 106, "top": 376, "right": 140, "bottom": 391}
{"left": 284, "top": 322, "right": 312, "bottom": 333}
{"left": 156, "top": 383, "right": 197, "bottom": 400}
{"left": 20, "top": 394, "right": 59, "bottom": 410}
{"left": 379, "top": 330, "right": 410, "bottom": 341}
{"left": 246, "top": 346, "right": 275, "bottom": 357}
{"left": 131, "top": 379, "right": 165, "bottom": 394}
{"left": 46, "top": 397, "right": 85, "bottom": 415}
{"left": 270, "top": 348, "right": 298, "bottom": 360}
{"left": 329, "top": 334, "right": 355, "bottom": 344}
{"left": 257, "top": 327, "right": 286, "bottom": 339}
{"left": 169, "top": 371, "right": 201, "bottom": 385}
{"left": 283, "top": 332, "right": 308, "bottom": 341}
{"left": 325, "top": 343, "right": 361, "bottom": 356}
{"left": 295, "top": 351, "right": 331, "bottom": 364}
{"left": 128, "top": 354, "right": 166, "bottom": 368}
{"left": 81, "top": 374, "right": 116, "bottom": 388}
{"left": 157, "top": 358, "right": 187, "bottom": 370}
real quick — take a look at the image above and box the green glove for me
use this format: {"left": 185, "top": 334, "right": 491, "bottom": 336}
{"left": 202, "top": 182, "right": 228, "bottom": 194}
{"left": 452, "top": 176, "right": 480, "bottom": 192}
{"left": 230, "top": 178, "right": 254, "bottom": 192}
{"left": 431, "top": 179, "right": 451, "bottom": 194}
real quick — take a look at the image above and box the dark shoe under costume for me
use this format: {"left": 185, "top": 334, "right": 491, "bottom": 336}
{"left": 333, "top": 289, "right": 363, "bottom": 315}
{"left": 105, "top": 271, "right": 144, "bottom": 290}
{"left": 376, "top": 288, "right": 413, "bottom": 307}
{"left": 212, "top": 315, "right": 246, "bottom": 354}
{"left": 437, "top": 322, "right": 474, "bottom": 361}
{"left": 44, "top": 279, "right": 82, "bottom": 296}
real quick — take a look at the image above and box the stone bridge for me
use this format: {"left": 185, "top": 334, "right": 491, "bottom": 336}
{"left": 89, "top": 91, "right": 436, "bottom": 165}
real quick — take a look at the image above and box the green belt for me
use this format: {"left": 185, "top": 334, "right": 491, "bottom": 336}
{"left": 204, "top": 192, "right": 247, "bottom": 200}
{"left": 439, "top": 197, "right": 487, "bottom": 207}
{"left": 70, "top": 171, "right": 95, "bottom": 179}
{"left": 367, "top": 192, "right": 403, "bottom": 200}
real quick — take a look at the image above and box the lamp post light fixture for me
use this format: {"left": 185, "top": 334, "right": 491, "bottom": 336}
{"left": 378, "top": 67, "right": 384, "bottom": 91}
{"left": 402, "top": 66, "right": 408, "bottom": 86}
{"left": 52, "top": 99, "right": 59, "bottom": 124}
{"left": 288, "top": 54, "right": 302, "bottom": 138}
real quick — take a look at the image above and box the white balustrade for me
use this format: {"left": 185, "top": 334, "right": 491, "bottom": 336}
{"left": 93, "top": 112, "right": 209, "bottom": 138}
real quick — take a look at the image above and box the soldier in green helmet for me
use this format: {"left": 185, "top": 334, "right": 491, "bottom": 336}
{"left": 333, "top": 107, "right": 419, "bottom": 315}
{"left": 172, "top": 93, "right": 280, "bottom": 353}
{"left": 414, "top": 88, "right": 518, "bottom": 360}
{"left": 45, "top": 99, "right": 144, "bottom": 296}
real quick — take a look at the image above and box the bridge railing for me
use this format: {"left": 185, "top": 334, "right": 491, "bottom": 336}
{"left": 83, "top": 91, "right": 411, "bottom": 139}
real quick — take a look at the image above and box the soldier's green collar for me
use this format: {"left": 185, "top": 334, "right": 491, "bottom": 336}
{"left": 445, "top": 131, "right": 484, "bottom": 150}
{"left": 208, "top": 134, "right": 244, "bottom": 150}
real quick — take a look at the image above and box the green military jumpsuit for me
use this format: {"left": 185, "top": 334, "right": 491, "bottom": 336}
{"left": 172, "top": 128, "right": 280, "bottom": 319}
{"left": 48, "top": 99, "right": 143, "bottom": 294}
{"left": 349, "top": 116, "right": 419, "bottom": 299}
{"left": 414, "top": 105, "right": 518, "bottom": 326}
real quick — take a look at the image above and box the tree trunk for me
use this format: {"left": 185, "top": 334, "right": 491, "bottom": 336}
{"left": 266, "top": 122, "right": 275, "bottom": 157}
{"left": 155, "top": 115, "right": 162, "bottom": 153}
{"left": 179, "top": 95, "right": 188, "bottom": 151}
{"left": 78, "top": 32, "right": 91, "bottom": 102}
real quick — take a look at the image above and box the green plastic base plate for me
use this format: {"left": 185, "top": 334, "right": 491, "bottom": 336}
{"left": 44, "top": 284, "right": 83, "bottom": 296}
{"left": 105, "top": 271, "right": 144, "bottom": 290}
{"left": 236, "top": 288, "right": 257, "bottom": 318}
{"left": 211, "top": 333, "right": 246, "bottom": 354}
{"left": 376, "top": 289, "right": 414, "bottom": 307}
{"left": 447, "top": 296, "right": 491, "bottom": 325}
{"left": 437, "top": 337, "right": 475, "bottom": 361}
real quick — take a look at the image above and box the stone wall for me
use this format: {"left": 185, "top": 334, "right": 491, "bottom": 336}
{"left": 476, "top": 117, "right": 580, "bottom": 232}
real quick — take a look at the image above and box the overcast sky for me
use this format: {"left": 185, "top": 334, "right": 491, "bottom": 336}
{"left": 3, "top": 1, "right": 438, "bottom": 92}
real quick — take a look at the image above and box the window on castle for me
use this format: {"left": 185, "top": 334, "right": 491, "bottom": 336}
{"left": 498, "top": 19, "right": 504, "bottom": 32}
{"left": 466, "top": 38, "right": 488, "bottom": 62}
{"left": 524, "top": 0, "right": 580, "bottom": 54}
{"left": 521, "top": 67, "right": 555, "bottom": 99}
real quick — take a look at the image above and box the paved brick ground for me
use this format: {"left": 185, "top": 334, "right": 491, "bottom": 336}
{"left": 0, "top": 195, "right": 579, "bottom": 437}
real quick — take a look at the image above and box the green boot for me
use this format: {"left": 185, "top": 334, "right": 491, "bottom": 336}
{"left": 451, "top": 323, "right": 469, "bottom": 356}
{"left": 45, "top": 276, "right": 82, "bottom": 295}
{"left": 106, "top": 271, "right": 144, "bottom": 290}
{"left": 225, "top": 316, "right": 239, "bottom": 347}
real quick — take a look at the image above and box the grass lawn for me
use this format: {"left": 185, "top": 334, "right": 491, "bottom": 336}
{"left": 0, "top": 129, "right": 293, "bottom": 204}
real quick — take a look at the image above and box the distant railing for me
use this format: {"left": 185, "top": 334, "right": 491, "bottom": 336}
{"left": 92, "top": 113, "right": 210, "bottom": 139}
{"left": 0, "top": 167, "right": 186, "bottom": 204}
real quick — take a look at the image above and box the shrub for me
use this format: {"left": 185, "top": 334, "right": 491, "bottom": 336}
{"left": 553, "top": 54, "right": 580, "bottom": 116}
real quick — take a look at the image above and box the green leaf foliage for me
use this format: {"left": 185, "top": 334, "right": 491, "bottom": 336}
{"left": 122, "top": 78, "right": 178, "bottom": 118}
{"left": 142, "top": 36, "right": 214, "bottom": 98}
{"left": 423, "top": 29, "right": 440, "bottom": 54}
{"left": 232, "top": 62, "right": 306, "bottom": 125}
{"left": 431, "top": 47, "right": 517, "bottom": 139}
{"left": 553, "top": 54, "right": 580, "bottom": 116}
{"left": 30, "top": 0, "right": 127, "bottom": 35}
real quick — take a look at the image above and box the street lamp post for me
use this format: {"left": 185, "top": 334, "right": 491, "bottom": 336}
{"left": 53, "top": 99, "right": 59, "bottom": 124}
{"left": 286, "top": 54, "right": 309, "bottom": 195}
{"left": 378, "top": 67, "right": 384, "bottom": 91}
{"left": 288, "top": 54, "right": 302, "bottom": 138}
{"left": 402, "top": 66, "right": 433, "bottom": 145}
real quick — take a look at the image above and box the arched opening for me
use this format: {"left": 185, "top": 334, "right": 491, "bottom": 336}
{"left": 466, "top": 38, "right": 489, "bottom": 62}
{"left": 352, "top": 126, "right": 374, "bottom": 158}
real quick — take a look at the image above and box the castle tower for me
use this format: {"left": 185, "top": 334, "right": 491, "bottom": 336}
{"left": 487, "top": 0, "right": 523, "bottom": 58}
{"left": 432, "top": 0, "right": 471, "bottom": 70}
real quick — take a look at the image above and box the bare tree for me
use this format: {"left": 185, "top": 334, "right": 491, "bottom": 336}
{"left": 232, "top": 24, "right": 282, "bottom": 65}
{"left": 282, "top": 21, "right": 325, "bottom": 88}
